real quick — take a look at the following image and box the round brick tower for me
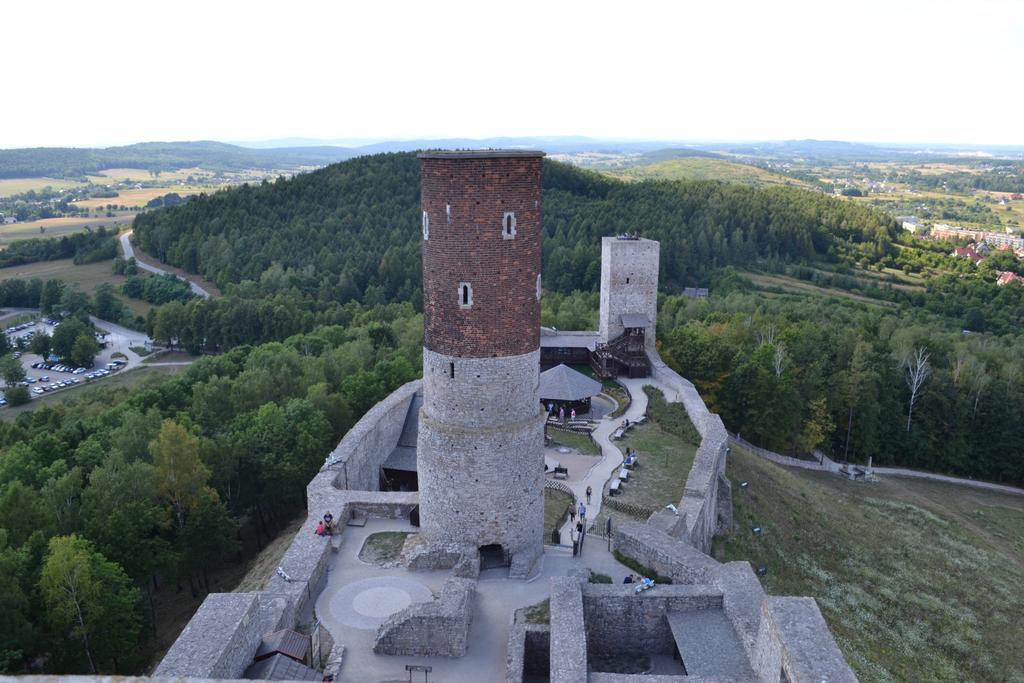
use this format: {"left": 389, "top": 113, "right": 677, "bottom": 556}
{"left": 416, "top": 150, "right": 546, "bottom": 578}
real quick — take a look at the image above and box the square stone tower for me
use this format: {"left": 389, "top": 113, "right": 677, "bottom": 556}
{"left": 415, "top": 150, "right": 546, "bottom": 579}
{"left": 599, "top": 236, "right": 660, "bottom": 349}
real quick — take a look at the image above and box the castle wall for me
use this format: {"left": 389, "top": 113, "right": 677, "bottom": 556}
{"left": 321, "top": 379, "right": 420, "bottom": 492}
{"left": 153, "top": 592, "right": 288, "bottom": 678}
{"left": 649, "top": 351, "right": 729, "bottom": 553}
{"left": 599, "top": 237, "right": 660, "bottom": 348}
{"left": 581, "top": 584, "right": 724, "bottom": 656}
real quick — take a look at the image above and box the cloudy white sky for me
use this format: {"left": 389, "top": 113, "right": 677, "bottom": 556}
{"left": 3, "top": 0, "right": 1023, "bottom": 148}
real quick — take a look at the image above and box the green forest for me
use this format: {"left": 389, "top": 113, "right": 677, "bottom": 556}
{"left": 133, "top": 152, "right": 897, "bottom": 301}
{"left": 0, "top": 303, "right": 421, "bottom": 673}
{"left": 0, "top": 142, "right": 355, "bottom": 179}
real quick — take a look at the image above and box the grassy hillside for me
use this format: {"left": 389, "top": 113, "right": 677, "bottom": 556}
{"left": 614, "top": 157, "right": 807, "bottom": 187}
{"left": 714, "top": 447, "right": 1024, "bottom": 682}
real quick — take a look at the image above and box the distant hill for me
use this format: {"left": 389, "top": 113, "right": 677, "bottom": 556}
{"left": 613, "top": 156, "right": 808, "bottom": 187}
{"left": 0, "top": 141, "right": 360, "bottom": 179}
{"left": 132, "top": 152, "right": 896, "bottom": 299}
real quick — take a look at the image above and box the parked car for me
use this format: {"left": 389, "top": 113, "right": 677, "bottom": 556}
{"left": 32, "top": 388, "right": 44, "bottom": 395}
{"left": 39, "top": 375, "right": 49, "bottom": 382}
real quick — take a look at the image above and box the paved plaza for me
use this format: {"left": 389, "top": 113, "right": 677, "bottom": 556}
{"left": 315, "top": 518, "right": 633, "bottom": 683}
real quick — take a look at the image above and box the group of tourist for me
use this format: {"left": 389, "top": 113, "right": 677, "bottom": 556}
{"left": 548, "top": 402, "right": 577, "bottom": 423}
{"left": 314, "top": 511, "right": 336, "bottom": 536}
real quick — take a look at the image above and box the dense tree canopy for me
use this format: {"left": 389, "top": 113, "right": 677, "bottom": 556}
{"left": 133, "top": 153, "right": 898, "bottom": 303}
{"left": 0, "top": 303, "right": 421, "bottom": 674}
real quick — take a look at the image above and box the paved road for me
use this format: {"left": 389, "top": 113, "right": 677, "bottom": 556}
{"left": 120, "top": 230, "right": 211, "bottom": 299}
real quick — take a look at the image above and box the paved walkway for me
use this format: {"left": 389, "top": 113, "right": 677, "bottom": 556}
{"left": 871, "top": 467, "right": 1024, "bottom": 497}
{"left": 731, "top": 430, "right": 1024, "bottom": 498}
{"left": 120, "top": 230, "right": 212, "bottom": 299}
{"left": 555, "top": 376, "right": 672, "bottom": 540}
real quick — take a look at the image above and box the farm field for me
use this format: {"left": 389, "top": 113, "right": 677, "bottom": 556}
{"left": 715, "top": 446, "right": 1024, "bottom": 682}
{"left": 739, "top": 270, "right": 898, "bottom": 307}
{"left": 0, "top": 214, "right": 135, "bottom": 244}
{"left": 73, "top": 184, "right": 218, "bottom": 210}
{"left": 0, "top": 257, "right": 155, "bottom": 317}
{"left": 614, "top": 157, "right": 808, "bottom": 187}
{"left": 0, "top": 177, "right": 86, "bottom": 197}
{"left": 90, "top": 167, "right": 209, "bottom": 183}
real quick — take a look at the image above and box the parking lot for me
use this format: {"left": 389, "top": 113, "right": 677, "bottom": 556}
{"left": 1, "top": 314, "right": 153, "bottom": 404}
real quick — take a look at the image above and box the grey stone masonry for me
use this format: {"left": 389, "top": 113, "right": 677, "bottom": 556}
{"left": 613, "top": 520, "right": 720, "bottom": 585}
{"left": 506, "top": 622, "right": 551, "bottom": 683}
{"left": 417, "top": 384, "right": 546, "bottom": 577}
{"left": 153, "top": 592, "right": 287, "bottom": 679}
{"left": 648, "top": 350, "right": 730, "bottom": 554}
{"left": 768, "top": 597, "right": 858, "bottom": 683}
{"left": 373, "top": 577, "right": 476, "bottom": 657}
{"left": 599, "top": 236, "right": 660, "bottom": 349}
{"left": 581, "top": 584, "right": 724, "bottom": 657}
{"left": 321, "top": 379, "right": 421, "bottom": 492}
{"left": 548, "top": 577, "right": 589, "bottom": 683}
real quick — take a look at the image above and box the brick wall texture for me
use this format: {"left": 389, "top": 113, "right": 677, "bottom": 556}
{"left": 420, "top": 152, "right": 543, "bottom": 358}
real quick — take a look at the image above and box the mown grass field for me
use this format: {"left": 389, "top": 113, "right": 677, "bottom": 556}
{"left": 74, "top": 185, "right": 217, "bottom": 210}
{"left": 0, "top": 257, "right": 155, "bottom": 317}
{"left": 0, "top": 177, "right": 86, "bottom": 197}
{"left": 739, "top": 270, "right": 898, "bottom": 307}
{"left": 715, "top": 447, "right": 1024, "bottom": 682}
{"left": 614, "top": 158, "right": 809, "bottom": 188}
{"left": 0, "top": 214, "right": 135, "bottom": 244}
{"left": 91, "top": 167, "right": 204, "bottom": 183}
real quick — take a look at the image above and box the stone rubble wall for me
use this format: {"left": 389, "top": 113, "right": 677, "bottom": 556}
{"left": 766, "top": 597, "right": 859, "bottom": 683}
{"left": 153, "top": 592, "right": 288, "bottom": 678}
{"left": 648, "top": 351, "right": 730, "bottom": 554}
{"left": 373, "top": 577, "right": 476, "bottom": 657}
{"left": 548, "top": 576, "right": 589, "bottom": 683}
{"left": 581, "top": 584, "right": 724, "bottom": 656}
{"left": 505, "top": 623, "right": 551, "bottom": 683}
{"left": 321, "top": 379, "right": 421, "bottom": 492}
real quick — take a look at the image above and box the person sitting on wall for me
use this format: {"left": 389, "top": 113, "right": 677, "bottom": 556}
{"left": 323, "top": 511, "right": 334, "bottom": 535}
{"left": 623, "top": 574, "right": 634, "bottom": 584}
{"left": 314, "top": 520, "right": 326, "bottom": 536}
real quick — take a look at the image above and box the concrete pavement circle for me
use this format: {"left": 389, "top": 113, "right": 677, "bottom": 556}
{"left": 322, "top": 576, "right": 433, "bottom": 630}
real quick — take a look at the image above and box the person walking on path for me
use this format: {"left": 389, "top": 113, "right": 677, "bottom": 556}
{"left": 576, "top": 520, "right": 585, "bottom": 553}
{"left": 578, "top": 501, "right": 586, "bottom": 522}
{"left": 585, "top": 485, "right": 592, "bottom": 505}
{"left": 570, "top": 526, "right": 579, "bottom": 557}
{"left": 570, "top": 408, "right": 576, "bottom": 421}
{"left": 559, "top": 406, "right": 565, "bottom": 423}
{"left": 568, "top": 503, "right": 576, "bottom": 525}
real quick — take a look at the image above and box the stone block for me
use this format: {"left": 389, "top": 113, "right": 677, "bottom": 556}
{"left": 373, "top": 577, "right": 476, "bottom": 657}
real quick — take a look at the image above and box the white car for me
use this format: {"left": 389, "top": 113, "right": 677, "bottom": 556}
{"left": 32, "top": 388, "right": 44, "bottom": 395}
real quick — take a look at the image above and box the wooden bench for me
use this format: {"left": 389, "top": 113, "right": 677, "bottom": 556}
{"left": 553, "top": 466, "right": 569, "bottom": 480}
{"left": 608, "top": 479, "right": 621, "bottom": 495}
{"left": 618, "top": 468, "right": 630, "bottom": 481}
